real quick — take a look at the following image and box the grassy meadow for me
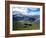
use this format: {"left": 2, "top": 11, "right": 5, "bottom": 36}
{"left": 13, "top": 21, "right": 40, "bottom": 30}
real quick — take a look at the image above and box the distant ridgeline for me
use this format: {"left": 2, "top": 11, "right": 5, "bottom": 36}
{"left": 13, "top": 14, "right": 40, "bottom": 22}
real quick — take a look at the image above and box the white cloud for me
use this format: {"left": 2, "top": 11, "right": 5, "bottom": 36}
{"left": 13, "top": 7, "right": 27, "bottom": 15}
{"left": 13, "top": 7, "right": 40, "bottom": 15}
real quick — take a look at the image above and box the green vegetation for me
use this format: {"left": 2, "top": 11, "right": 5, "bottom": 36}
{"left": 13, "top": 21, "right": 40, "bottom": 31}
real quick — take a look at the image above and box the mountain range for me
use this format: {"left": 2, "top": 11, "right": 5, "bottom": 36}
{"left": 13, "top": 13, "right": 40, "bottom": 22}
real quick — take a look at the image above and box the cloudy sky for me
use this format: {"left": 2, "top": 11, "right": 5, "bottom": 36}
{"left": 12, "top": 7, "right": 40, "bottom": 16}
